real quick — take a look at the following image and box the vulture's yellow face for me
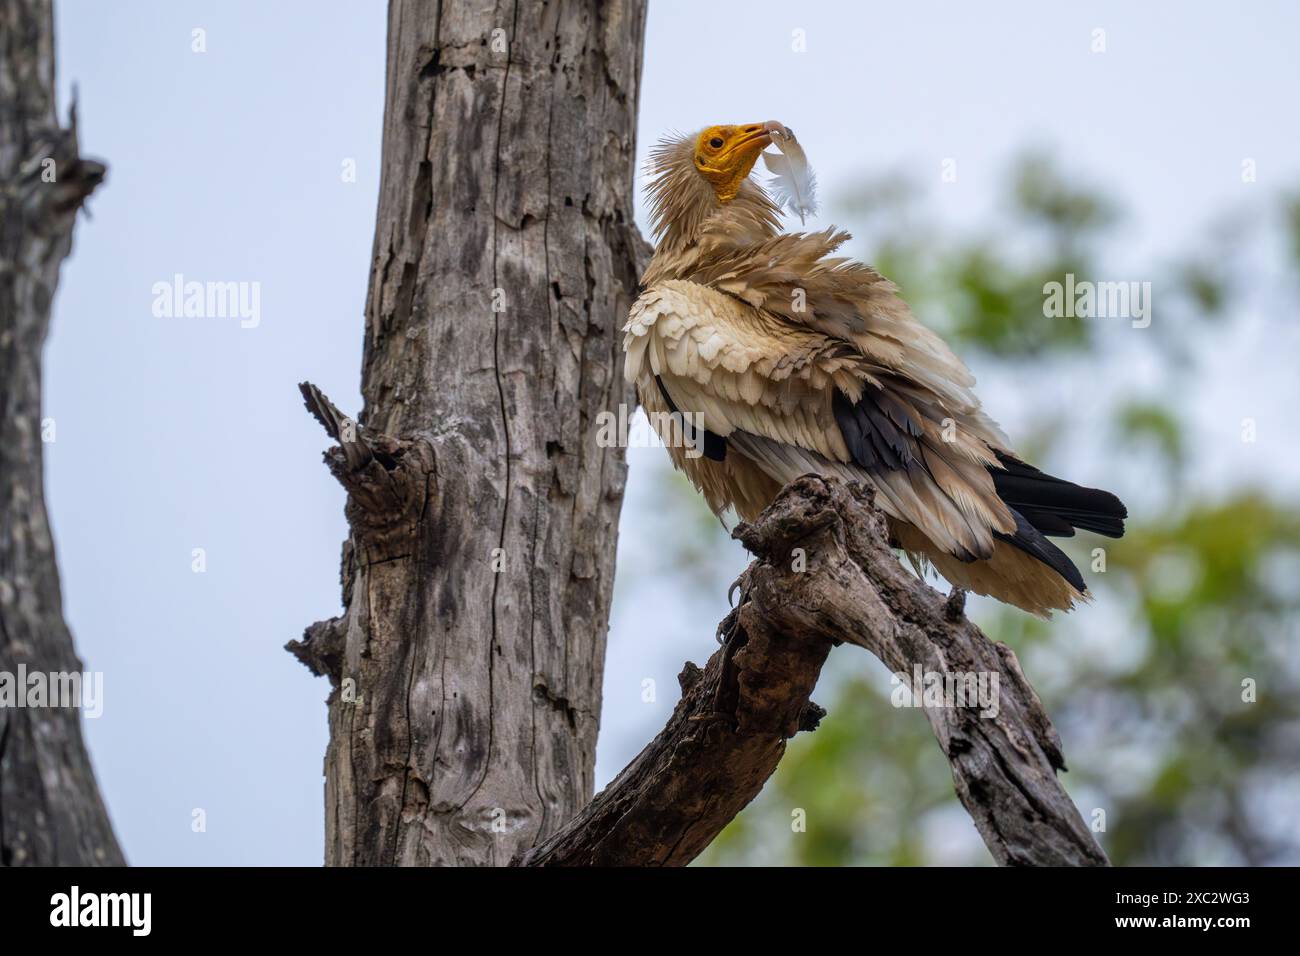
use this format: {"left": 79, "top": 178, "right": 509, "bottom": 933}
{"left": 693, "top": 123, "right": 773, "bottom": 203}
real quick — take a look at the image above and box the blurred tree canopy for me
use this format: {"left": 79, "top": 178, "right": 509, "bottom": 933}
{"left": 635, "top": 153, "right": 1300, "bottom": 866}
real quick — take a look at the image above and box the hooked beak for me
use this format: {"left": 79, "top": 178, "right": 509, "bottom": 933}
{"left": 727, "top": 122, "right": 776, "bottom": 156}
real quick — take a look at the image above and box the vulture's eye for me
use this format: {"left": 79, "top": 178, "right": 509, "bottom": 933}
{"left": 709, "top": 137, "right": 724, "bottom": 149}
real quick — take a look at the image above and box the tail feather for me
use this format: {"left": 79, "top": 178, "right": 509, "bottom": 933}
{"left": 891, "top": 518, "right": 1085, "bottom": 617}
{"left": 994, "top": 507, "right": 1086, "bottom": 594}
{"left": 990, "top": 452, "right": 1127, "bottom": 539}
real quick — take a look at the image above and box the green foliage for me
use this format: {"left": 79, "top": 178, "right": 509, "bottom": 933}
{"left": 1066, "top": 495, "right": 1300, "bottom": 864}
{"left": 1285, "top": 193, "right": 1300, "bottom": 269}
{"left": 1173, "top": 259, "right": 1230, "bottom": 317}
{"left": 846, "top": 155, "right": 1122, "bottom": 356}
{"left": 1012, "top": 152, "right": 1121, "bottom": 237}
{"left": 1115, "top": 401, "right": 1186, "bottom": 472}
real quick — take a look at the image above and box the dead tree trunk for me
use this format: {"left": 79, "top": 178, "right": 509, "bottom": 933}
{"left": 290, "top": 0, "right": 649, "bottom": 866}
{"left": 0, "top": 0, "right": 120, "bottom": 866}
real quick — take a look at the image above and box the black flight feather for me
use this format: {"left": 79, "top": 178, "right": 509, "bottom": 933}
{"left": 990, "top": 451, "right": 1126, "bottom": 539}
{"left": 832, "top": 388, "right": 917, "bottom": 473}
{"left": 995, "top": 507, "right": 1088, "bottom": 594}
{"left": 654, "top": 376, "right": 726, "bottom": 462}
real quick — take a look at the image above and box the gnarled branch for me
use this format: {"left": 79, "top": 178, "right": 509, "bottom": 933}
{"left": 522, "top": 476, "right": 1108, "bottom": 867}
{"left": 286, "top": 381, "right": 434, "bottom": 684}
{"left": 517, "top": 599, "right": 831, "bottom": 867}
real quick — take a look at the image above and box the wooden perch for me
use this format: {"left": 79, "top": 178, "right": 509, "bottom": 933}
{"left": 522, "top": 475, "right": 1109, "bottom": 867}
{"left": 518, "top": 594, "right": 831, "bottom": 866}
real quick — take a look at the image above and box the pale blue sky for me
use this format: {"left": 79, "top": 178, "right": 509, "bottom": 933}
{"left": 46, "top": 1, "right": 1299, "bottom": 864}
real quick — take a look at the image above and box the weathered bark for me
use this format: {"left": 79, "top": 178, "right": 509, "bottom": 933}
{"left": 518, "top": 600, "right": 830, "bottom": 867}
{"left": 523, "top": 478, "right": 1109, "bottom": 867}
{"left": 0, "top": 0, "right": 120, "bottom": 865}
{"left": 290, "top": 0, "right": 649, "bottom": 866}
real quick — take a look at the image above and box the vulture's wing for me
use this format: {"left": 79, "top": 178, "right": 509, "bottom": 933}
{"left": 624, "top": 277, "right": 1020, "bottom": 563}
{"left": 672, "top": 227, "right": 994, "bottom": 415}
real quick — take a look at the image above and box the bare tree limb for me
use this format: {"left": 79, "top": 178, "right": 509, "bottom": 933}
{"left": 522, "top": 476, "right": 1109, "bottom": 867}
{"left": 517, "top": 595, "right": 831, "bottom": 866}
{"left": 0, "top": 0, "right": 121, "bottom": 866}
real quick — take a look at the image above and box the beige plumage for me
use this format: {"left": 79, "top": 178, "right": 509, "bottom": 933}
{"left": 624, "top": 122, "right": 1127, "bottom": 616}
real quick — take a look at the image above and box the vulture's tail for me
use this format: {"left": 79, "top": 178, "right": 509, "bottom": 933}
{"left": 987, "top": 451, "right": 1128, "bottom": 598}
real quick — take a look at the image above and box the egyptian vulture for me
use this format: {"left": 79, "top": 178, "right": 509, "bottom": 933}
{"left": 624, "top": 121, "right": 1127, "bottom": 616}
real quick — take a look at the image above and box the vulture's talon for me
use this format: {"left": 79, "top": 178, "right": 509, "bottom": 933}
{"left": 715, "top": 608, "right": 737, "bottom": 645}
{"left": 727, "top": 569, "right": 751, "bottom": 609}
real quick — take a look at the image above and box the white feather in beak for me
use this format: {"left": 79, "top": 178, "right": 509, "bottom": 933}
{"left": 761, "top": 123, "right": 818, "bottom": 225}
